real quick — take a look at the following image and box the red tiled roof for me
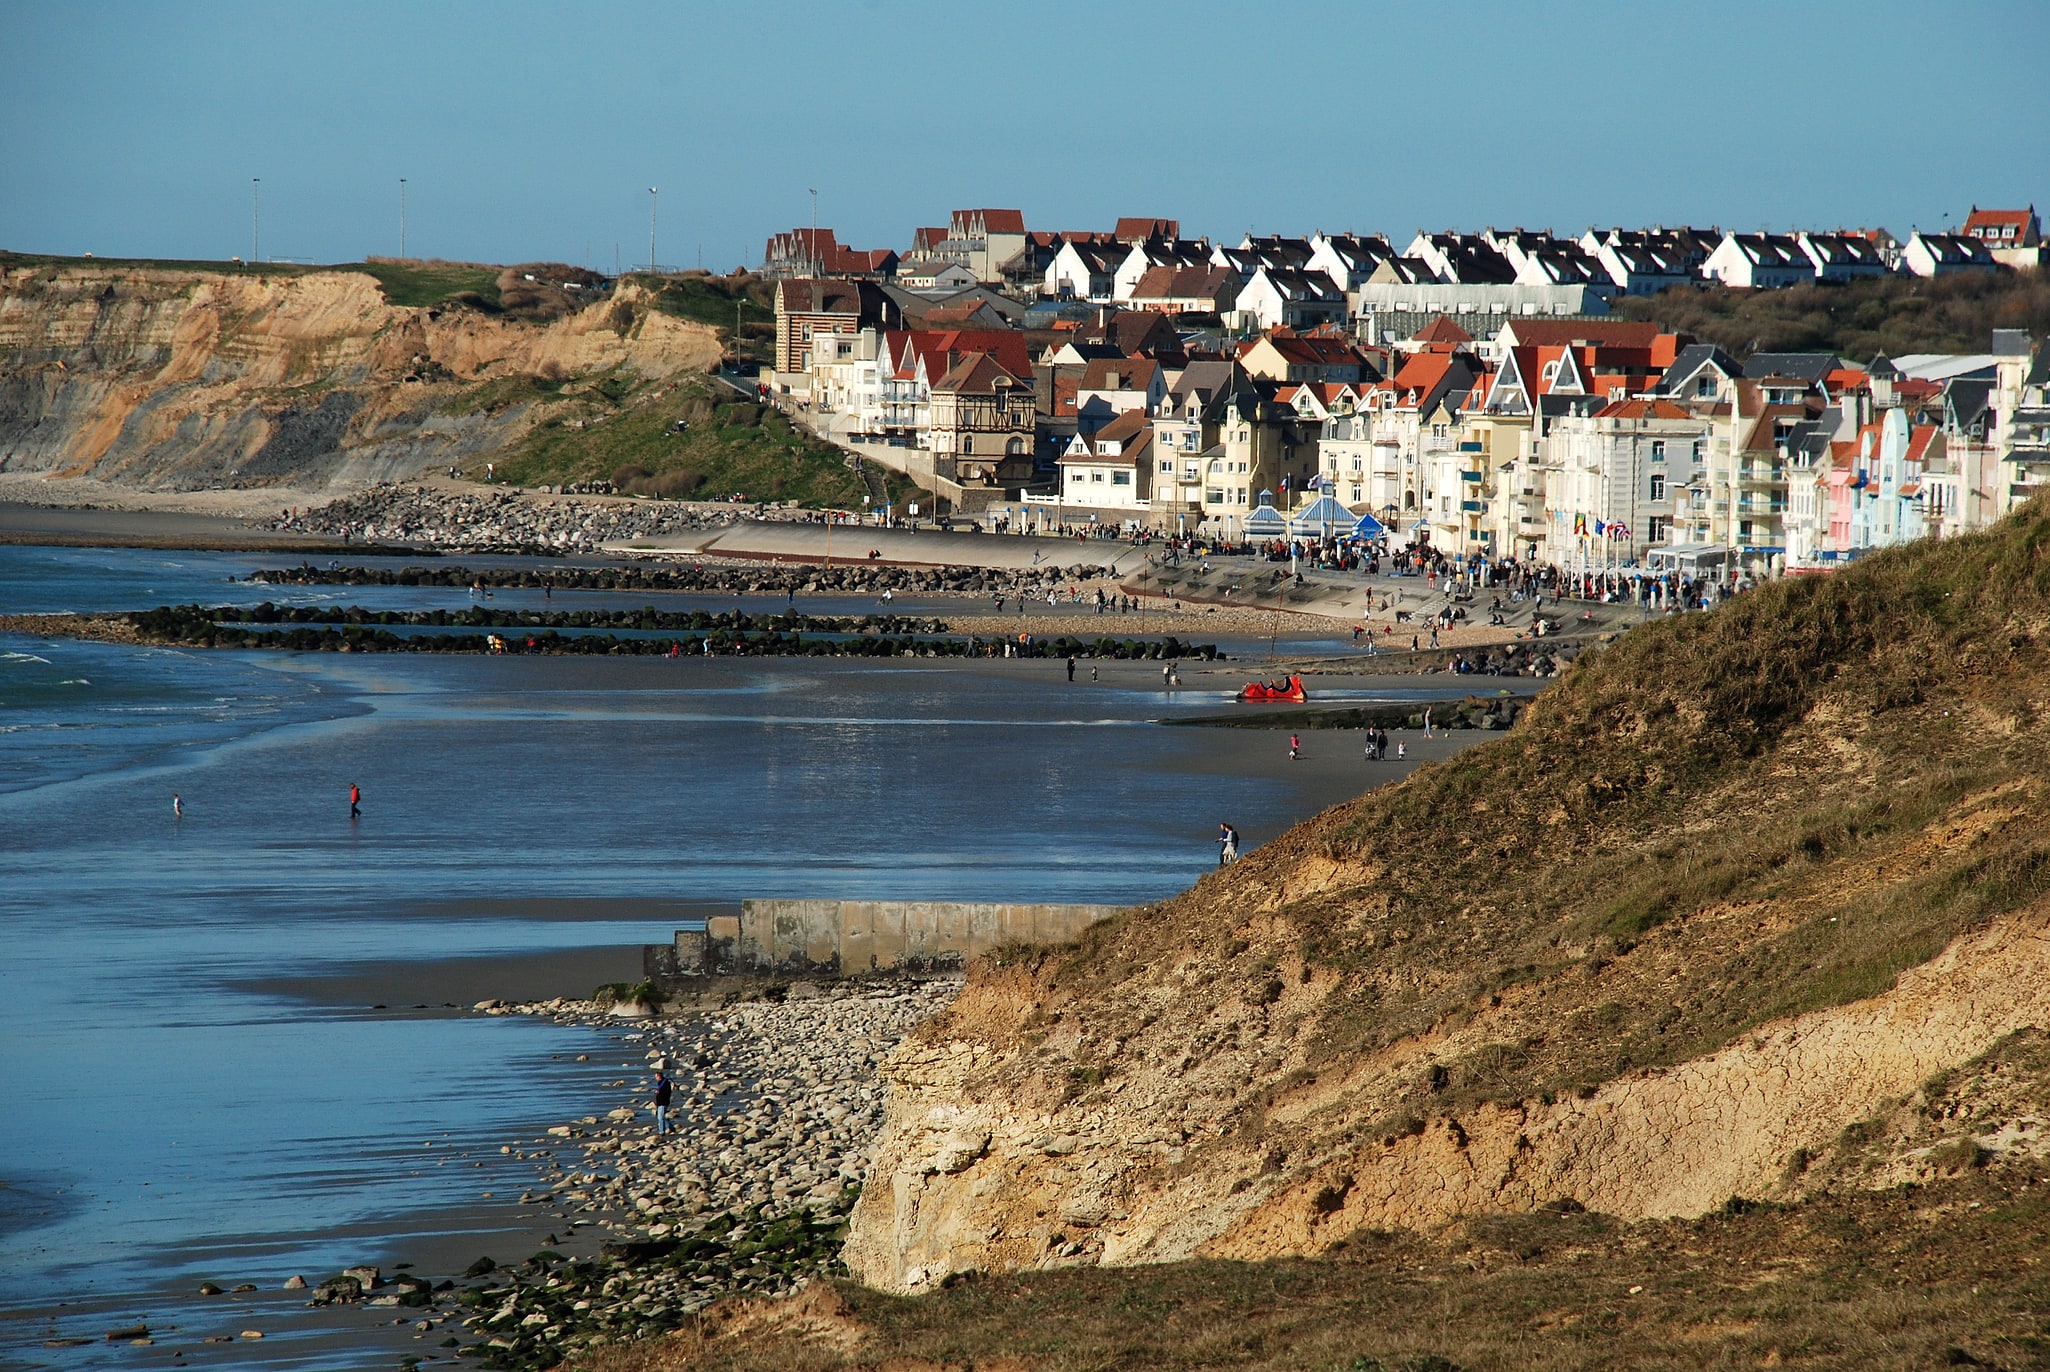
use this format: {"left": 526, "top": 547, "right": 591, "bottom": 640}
{"left": 1595, "top": 398, "right": 1694, "bottom": 421}
{"left": 1079, "top": 357, "right": 1161, "bottom": 392}
{"left": 1412, "top": 315, "right": 1473, "bottom": 346}
{"left": 953, "top": 208, "right": 1025, "bottom": 236}
{"left": 1114, "top": 217, "right": 1180, "bottom": 242}
{"left": 933, "top": 350, "right": 1027, "bottom": 393}
{"left": 1499, "top": 319, "right": 1667, "bottom": 350}
{"left": 1963, "top": 207, "right": 2033, "bottom": 232}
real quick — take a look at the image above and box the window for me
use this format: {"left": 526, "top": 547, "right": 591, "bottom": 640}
{"left": 1112, "top": 471, "right": 1130, "bottom": 486}
{"left": 1696, "top": 376, "right": 1715, "bottom": 398}
{"left": 1651, "top": 440, "right": 1666, "bottom": 461}
{"left": 1647, "top": 515, "right": 1669, "bottom": 543}
{"left": 1650, "top": 473, "right": 1666, "bottom": 501}
{"left": 1692, "top": 439, "right": 1704, "bottom": 462}
{"left": 1160, "top": 460, "right": 1173, "bottom": 474}
{"left": 1739, "top": 519, "right": 1754, "bottom": 540}
{"left": 1206, "top": 489, "right": 1224, "bottom": 505}
{"left": 1090, "top": 471, "right": 1104, "bottom": 483}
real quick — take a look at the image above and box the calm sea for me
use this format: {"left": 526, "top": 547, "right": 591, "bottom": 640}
{"left": 0, "top": 544, "right": 1494, "bottom": 1368}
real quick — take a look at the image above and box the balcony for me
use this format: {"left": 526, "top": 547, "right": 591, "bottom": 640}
{"left": 1461, "top": 499, "right": 1484, "bottom": 513}
{"left": 1739, "top": 463, "right": 1788, "bottom": 486}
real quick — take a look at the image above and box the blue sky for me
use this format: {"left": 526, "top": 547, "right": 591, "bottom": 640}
{"left": 5, "top": 0, "right": 2045, "bottom": 270}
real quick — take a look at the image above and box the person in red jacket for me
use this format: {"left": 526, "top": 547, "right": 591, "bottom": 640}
{"left": 349, "top": 782, "right": 361, "bottom": 820}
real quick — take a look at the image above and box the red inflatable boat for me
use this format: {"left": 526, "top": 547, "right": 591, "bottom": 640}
{"left": 1237, "top": 674, "right": 1307, "bottom": 703}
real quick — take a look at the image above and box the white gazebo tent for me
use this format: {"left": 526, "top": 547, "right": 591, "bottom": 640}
{"left": 1243, "top": 490, "right": 1288, "bottom": 537}
{"left": 1287, "top": 493, "right": 1352, "bottom": 540}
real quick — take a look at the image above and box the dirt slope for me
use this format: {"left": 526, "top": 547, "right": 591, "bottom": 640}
{"left": 844, "top": 502, "right": 2050, "bottom": 1293}
{"left": 0, "top": 262, "right": 720, "bottom": 491}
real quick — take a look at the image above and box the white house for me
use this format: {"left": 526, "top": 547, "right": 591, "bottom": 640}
{"left": 1307, "top": 232, "right": 1394, "bottom": 291}
{"left": 1797, "top": 231, "right": 1891, "bottom": 282}
{"left": 894, "top": 259, "right": 978, "bottom": 291}
{"left": 1233, "top": 266, "right": 1346, "bottom": 331}
{"left": 1902, "top": 231, "right": 1998, "bottom": 278}
{"left": 1111, "top": 238, "right": 1212, "bottom": 301}
{"left": 1057, "top": 408, "right": 1153, "bottom": 510}
{"left": 1702, "top": 232, "right": 1812, "bottom": 288}
{"left": 1045, "top": 240, "right": 1121, "bottom": 301}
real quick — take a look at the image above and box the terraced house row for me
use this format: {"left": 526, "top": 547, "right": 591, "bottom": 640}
{"left": 764, "top": 205, "right": 2046, "bottom": 576}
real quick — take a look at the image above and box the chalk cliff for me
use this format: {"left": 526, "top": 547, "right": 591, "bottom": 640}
{"left": 0, "top": 262, "right": 721, "bottom": 491}
{"left": 845, "top": 504, "right": 2050, "bottom": 1290}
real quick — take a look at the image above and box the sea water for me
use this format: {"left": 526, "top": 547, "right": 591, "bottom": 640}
{"left": 0, "top": 545, "right": 1491, "bottom": 1367}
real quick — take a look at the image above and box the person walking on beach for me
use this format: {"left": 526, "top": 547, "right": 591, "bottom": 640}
{"left": 1288, "top": 733, "right": 1300, "bottom": 761}
{"left": 349, "top": 782, "right": 361, "bottom": 820}
{"left": 652, "top": 1070, "right": 673, "bottom": 1135}
{"left": 1066, "top": 655, "right": 1076, "bottom": 682}
{"left": 1396, "top": 740, "right": 1406, "bottom": 761}
{"left": 1218, "top": 822, "right": 1240, "bottom": 866}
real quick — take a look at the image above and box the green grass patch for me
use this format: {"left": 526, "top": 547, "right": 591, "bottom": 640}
{"left": 490, "top": 376, "right": 912, "bottom": 509}
{"left": 358, "top": 258, "right": 502, "bottom": 310}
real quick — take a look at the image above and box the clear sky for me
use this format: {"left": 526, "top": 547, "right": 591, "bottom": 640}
{"left": 6, "top": 0, "right": 2046, "bottom": 271}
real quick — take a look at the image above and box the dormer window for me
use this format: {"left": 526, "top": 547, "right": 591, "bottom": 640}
{"left": 1696, "top": 375, "right": 1716, "bottom": 398}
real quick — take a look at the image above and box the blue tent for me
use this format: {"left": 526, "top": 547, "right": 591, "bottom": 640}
{"left": 1243, "top": 489, "right": 1288, "bottom": 536}
{"left": 1348, "top": 511, "right": 1388, "bottom": 540}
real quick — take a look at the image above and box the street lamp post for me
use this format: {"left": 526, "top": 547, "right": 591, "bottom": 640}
{"left": 647, "top": 188, "right": 659, "bottom": 274}
{"left": 251, "top": 178, "right": 260, "bottom": 264}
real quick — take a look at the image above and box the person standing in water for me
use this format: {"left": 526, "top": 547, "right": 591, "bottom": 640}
{"left": 172, "top": 793, "right": 183, "bottom": 819}
{"left": 349, "top": 782, "right": 361, "bottom": 820}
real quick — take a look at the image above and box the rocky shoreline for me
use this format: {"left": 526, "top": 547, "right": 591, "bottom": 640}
{"left": 291, "top": 979, "right": 961, "bottom": 1372}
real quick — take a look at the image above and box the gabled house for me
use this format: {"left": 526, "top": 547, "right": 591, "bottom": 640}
{"left": 1046, "top": 240, "right": 1122, "bottom": 301}
{"left": 774, "top": 278, "right": 903, "bottom": 378}
{"left": 1962, "top": 206, "right": 2042, "bottom": 270}
{"left": 1307, "top": 232, "right": 1395, "bottom": 291}
{"left": 1598, "top": 240, "right": 1692, "bottom": 295}
{"left": 1797, "top": 231, "right": 1891, "bottom": 281}
{"left": 1238, "top": 332, "right": 1371, "bottom": 384}
{"left": 1653, "top": 343, "right": 1746, "bottom": 405}
{"left": 1902, "top": 231, "right": 1998, "bottom": 278}
{"left": 1071, "top": 307, "right": 1181, "bottom": 356}
{"left": 1404, "top": 232, "right": 1518, "bottom": 285}
{"left": 1124, "top": 264, "right": 1240, "bottom": 316}
{"left": 929, "top": 351, "right": 1036, "bottom": 488}
{"left": 1076, "top": 357, "right": 1166, "bottom": 433}
{"left": 1114, "top": 217, "right": 1181, "bottom": 244}
{"left": 1058, "top": 407, "right": 1153, "bottom": 510}
{"left": 1112, "top": 238, "right": 1214, "bottom": 301}
{"left": 1148, "top": 361, "right": 1245, "bottom": 523}
{"left": 895, "top": 260, "right": 978, "bottom": 291}
{"left": 941, "top": 209, "right": 1028, "bottom": 283}
{"left": 761, "top": 228, "right": 899, "bottom": 280}
{"left": 1234, "top": 267, "right": 1347, "bottom": 331}
{"left": 1702, "top": 232, "right": 1812, "bottom": 288}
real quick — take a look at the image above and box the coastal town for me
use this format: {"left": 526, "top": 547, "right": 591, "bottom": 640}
{"left": 758, "top": 205, "right": 2047, "bottom": 585}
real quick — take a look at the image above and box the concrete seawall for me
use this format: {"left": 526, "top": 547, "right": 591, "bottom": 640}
{"left": 646, "top": 899, "right": 1123, "bottom": 982}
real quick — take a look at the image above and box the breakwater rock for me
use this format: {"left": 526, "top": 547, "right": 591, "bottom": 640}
{"left": 250, "top": 557, "right": 1126, "bottom": 596}
{"left": 265, "top": 484, "right": 723, "bottom": 554}
{"left": 128, "top": 603, "right": 1220, "bottom": 660}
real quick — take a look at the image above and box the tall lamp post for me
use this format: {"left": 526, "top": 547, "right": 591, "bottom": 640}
{"left": 648, "top": 187, "right": 658, "bottom": 274}
{"left": 251, "top": 178, "right": 260, "bottom": 264}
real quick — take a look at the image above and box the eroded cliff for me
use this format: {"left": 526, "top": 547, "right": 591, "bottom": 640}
{"left": 0, "top": 260, "right": 721, "bottom": 491}
{"left": 845, "top": 504, "right": 2050, "bottom": 1292}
